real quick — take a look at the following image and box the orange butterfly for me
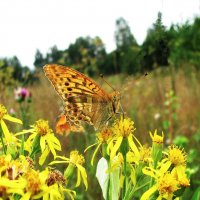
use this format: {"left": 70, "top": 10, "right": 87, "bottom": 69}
{"left": 43, "top": 64, "right": 122, "bottom": 130}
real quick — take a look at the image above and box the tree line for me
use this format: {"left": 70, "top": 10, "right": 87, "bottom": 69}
{"left": 1, "top": 12, "right": 200, "bottom": 85}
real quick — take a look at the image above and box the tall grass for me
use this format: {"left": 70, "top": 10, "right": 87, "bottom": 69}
{"left": 1, "top": 65, "right": 199, "bottom": 199}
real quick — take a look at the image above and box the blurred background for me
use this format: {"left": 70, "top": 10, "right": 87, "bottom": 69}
{"left": 0, "top": 0, "right": 200, "bottom": 199}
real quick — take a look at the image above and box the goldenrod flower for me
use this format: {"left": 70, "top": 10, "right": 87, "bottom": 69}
{"left": 50, "top": 150, "right": 88, "bottom": 190}
{"left": 16, "top": 119, "right": 61, "bottom": 165}
{"left": 24, "top": 168, "right": 75, "bottom": 200}
{"left": 150, "top": 130, "right": 164, "bottom": 144}
{"left": 167, "top": 145, "right": 187, "bottom": 166}
{"left": 127, "top": 146, "right": 152, "bottom": 165}
{"left": 45, "top": 169, "right": 76, "bottom": 200}
{"left": 0, "top": 178, "right": 25, "bottom": 197}
{"left": 0, "top": 154, "right": 12, "bottom": 175}
{"left": 142, "top": 167, "right": 179, "bottom": 200}
{"left": 85, "top": 127, "right": 113, "bottom": 165}
{"left": 108, "top": 117, "right": 140, "bottom": 160}
{"left": 160, "top": 145, "right": 187, "bottom": 175}
{"left": 0, "top": 104, "right": 22, "bottom": 140}
{"left": 171, "top": 165, "right": 190, "bottom": 188}
{"left": 139, "top": 146, "right": 152, "bottom": 164}
{"left": 157, "top": 172, "right": 179, "bottom": 199}
{"left": 150, "top": 130, "right": 164, "bottom": 168}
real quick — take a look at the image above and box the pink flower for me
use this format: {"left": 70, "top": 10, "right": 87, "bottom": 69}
{"left": 14, "top": 87, "right": 32, "bottom": 102}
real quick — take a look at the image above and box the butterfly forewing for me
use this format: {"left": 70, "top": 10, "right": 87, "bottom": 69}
{"left": 43, "top": 64, "right": 113, "bottom": 130}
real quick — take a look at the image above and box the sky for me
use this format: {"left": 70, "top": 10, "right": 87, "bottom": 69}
{"left": 0, "top": 0, "right": 199, "bottom": 69}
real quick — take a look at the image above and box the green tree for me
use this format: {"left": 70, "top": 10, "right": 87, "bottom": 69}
{"left": 65, "top": 36, "right": 106, "bottom": 76}
{"left": 141, "top": 12, "right": 170, "bottom": 71}
{"left": 46, "top": 45, "right": 63, "bottom": 64}
{"left": 114, "top": 17, "right": 140, "bottom": 74}
{"left": 168, "top": 17, "right": 200, "bottom": 69}
{"left": 34, "top": 49, "right": 46, "bottom": 68}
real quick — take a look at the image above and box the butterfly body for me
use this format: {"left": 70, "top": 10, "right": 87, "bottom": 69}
{"left": 43, "top": 64, "right": 121, "bottom": 130}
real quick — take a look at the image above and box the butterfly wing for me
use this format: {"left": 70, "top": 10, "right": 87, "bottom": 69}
{"left": 43, "top": 64, "right": 112, "bottom": 130}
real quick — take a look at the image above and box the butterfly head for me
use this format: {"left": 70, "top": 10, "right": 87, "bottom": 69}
{"left": 110, "top": 91, "right": 121, "bottom": 113}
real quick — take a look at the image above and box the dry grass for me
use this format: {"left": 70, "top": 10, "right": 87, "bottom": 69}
{"left": 1, "top": 66, "right": 200, "bottom": 143}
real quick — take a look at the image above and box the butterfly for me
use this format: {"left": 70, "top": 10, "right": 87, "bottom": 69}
{"left": 43, "top": 64, "right": 122, "bottom": 131}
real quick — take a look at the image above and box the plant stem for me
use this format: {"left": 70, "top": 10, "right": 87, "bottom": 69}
{"left": 122, "top": 153, "right": 127, "bottom": 198}
{"left": 0, "top": 128, "right": 6, "bottom": 154}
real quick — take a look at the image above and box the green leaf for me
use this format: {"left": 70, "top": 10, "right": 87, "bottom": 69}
{"left": 110, "top": 166, "right": 120, "bottom": 200}
{"left": 96, "top": 158, "right": 109, "bottom": 200}
{"left": 162, "top": 120, "right": 170, "bottom": 130}
{"left": 191, "top": 186, "right": 200, "bottom": 200}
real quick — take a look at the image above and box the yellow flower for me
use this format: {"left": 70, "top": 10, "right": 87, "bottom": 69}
{"left": 150, "top": 130, "right": 164, "bottom": 144}
{"left": 142, "top": 167, "right": 179, "bottom": 200}
{"left": 0, "top": 154, "right": 12, "bottom": 175}
{"left": 110, "top": 152, "right": 124, "bottom": 171}
{"left": 50, "top": 150, "right": 88, "bottom": 190}
{"left": 167, "top": 145, "right": 187, "bottom": 166}
{"left": 150, "top": 130, "right": 164, "bottom": 168}
{"left": 0, "top": 104, "right": 22, "bottom": 140}
{"left": 157, "top": 172, "right": 179, "bottom": 199}
{"left": 45, "top": 169, "right": 76, "bottom": 200}
{"left": 85, "top": 127, "right": 113, "bottom": 165}
{"left": 112, "top": 117, "right": 135, "bottom": 137}
{"left": 24, "top": 170, "right": 42, "bottom": 196}
{"left": 0, "top": 178, "right": 25, "bottom": 198}
{"left": 16, "top": 119, "right": 61, "bottom": 165}
{"left": 108, "top": 117, "right": 140, "bottom": 160}
{"left": 171, "top": 166, "right": 190, "bottom": 188}
{"left": 139, "top": 146, "right": 152, "bottom": 163}
{"left": 127, "top": 146, "right": 152, "bottom": 165}
{"left": 160, "top": 145, "right": 187, "bottom": 175}
{"left": 97, "top": 127, "right": 113, "bottom": 143}
{"left": 22, "top": 168, "right": 75, "bottom": 200}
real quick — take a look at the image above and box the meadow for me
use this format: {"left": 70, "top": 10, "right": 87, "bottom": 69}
{"left": 0, "top": 65, "right": 199, "bottom": 199}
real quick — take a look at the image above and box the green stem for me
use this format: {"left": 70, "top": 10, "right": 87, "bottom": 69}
{"left": 19, "top": 103, "right": 25, "bottom": 155}
{"left": 122, "top": 153, "right": 127, "bottom": 198}
{"left": 0, "top": 128, "right": 6, "bottom": 154}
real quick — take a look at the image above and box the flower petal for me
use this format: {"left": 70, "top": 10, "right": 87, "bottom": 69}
{"left": 4, "top": 114, "right": 22, "bottom": 124}
{"left": 141, "top": 185, "right": 157, "bottom": 200}
{"left": 110, "top": 136, "right": 123, "bottom": 160}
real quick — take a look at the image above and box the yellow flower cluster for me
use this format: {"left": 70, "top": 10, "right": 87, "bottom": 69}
{"left": 0, "top": 104, "right": 87, "bottom": 200}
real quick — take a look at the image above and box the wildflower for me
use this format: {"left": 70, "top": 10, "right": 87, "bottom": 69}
{"left": 85, "top": 127, "right": 113, "bottom": 165}
{"left": 16, "top": 119, "right": 61, "bottom": 165}
{"left": 141, "top": 167, "right": 179, "bottom": 200}
{"left": 45, "top": 169, "right": 76, "bottom": 200}
{"left": 50, "top": 150, "right": 88, "bottom": 190}
{"left": 150, "top": 130, "right": 164, "bottom": 144}
{"left": 150, "top": 130, "right": 164, "bottom": 167}
{"left": 171, "top": 167, "right": 190, "bottom": 188}
{"left": 127, "top": 145, "right": 152, "bottom": 166}
{"left": 160, "top": 145, "right": 187, "bottom": 175}
{"left": 0, "top": 104, "right": 22, "bottom": 140}
{"left": 110, "top": 152, "right": 124, "bottom": 171}
{"left": 0, "top": 178, "right": 25, "bottom": 197}
{"left": 108, "top": 117, "right": 140, "bottom": 160}
{"left": 14, "top": 87, "right": 32, "bottom": 102}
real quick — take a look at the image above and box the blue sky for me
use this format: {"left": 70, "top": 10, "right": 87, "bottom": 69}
{"left": 0, "top": 0, "right": 199, "bottom": 69}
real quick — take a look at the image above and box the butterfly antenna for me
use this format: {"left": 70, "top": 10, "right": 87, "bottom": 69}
{"left": 100, "top": 74, "right": 116, "bottom": 91}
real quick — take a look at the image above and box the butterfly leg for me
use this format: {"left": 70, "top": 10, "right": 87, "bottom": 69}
{"left": 115, "top": 103, "right": 125, "bottom": 119}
